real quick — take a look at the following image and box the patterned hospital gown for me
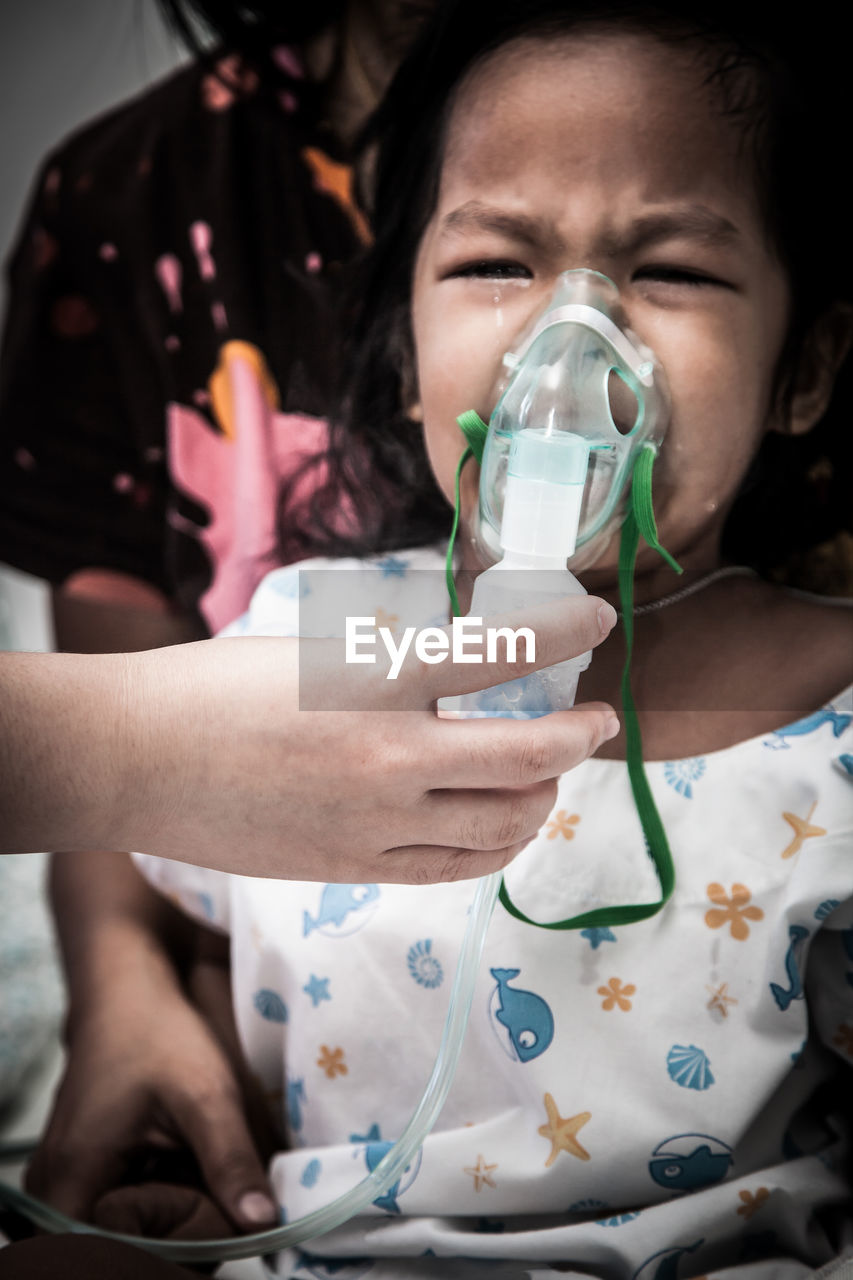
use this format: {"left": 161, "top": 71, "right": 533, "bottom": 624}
{"left": 135, "top": 546, "right": 853, "bottom": 1280}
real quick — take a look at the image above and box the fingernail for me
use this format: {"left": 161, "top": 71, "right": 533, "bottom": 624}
{"left": 603, "top": 714, "right": 620, "bottom": 741}
{"left": 597, "top": 602, "right": 618, "bottom": 636}
{"left": 237, "top": 1191, "right": 278, "bottom": 1225}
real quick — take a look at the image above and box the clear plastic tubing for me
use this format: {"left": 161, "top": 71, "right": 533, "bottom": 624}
{"left": 0, "top": 870, "right": 503, "bottom": 1264}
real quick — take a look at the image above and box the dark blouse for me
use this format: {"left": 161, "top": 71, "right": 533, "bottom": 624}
{"left": 0, "top": 51, "right": 364, "bottom": 632}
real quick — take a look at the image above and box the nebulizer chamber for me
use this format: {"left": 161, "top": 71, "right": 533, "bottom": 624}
{"left": 476, "top": 268, "right": 667, "bottom": 572}
{"left": 442, "top": 268, "right": 667, "bottom": 720}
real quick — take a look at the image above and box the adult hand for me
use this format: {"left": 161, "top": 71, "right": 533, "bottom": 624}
{"left": 25, "top": 952, "right": 279, "bottom": 1236}
{"left": 3, "top": 595, "right": 618, "bottom": 880}
{"left": 123, "top": 593, "right": 618, "bottom": 879}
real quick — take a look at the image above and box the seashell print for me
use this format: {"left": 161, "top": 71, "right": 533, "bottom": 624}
{"left": 407, "top": 939, "right": 444, "bottom": 988}
{"left": 662, "top": 757, "right": 706, "bottom": 799}
{"left": 666, "top": 1044, "right": 715, "bottom": 1091}
{"left": 253, "top": 987, "right": 288, "bottom": 1023}
{"left": 815, "top": 899, "right": 840, "bottom": 921}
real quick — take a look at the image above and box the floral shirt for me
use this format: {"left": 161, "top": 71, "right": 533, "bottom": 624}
{"left": 135, "top": 547, "right": 853, "bottom": 1279}
{"left": 0, "top": 52, "right": 364, "bottom": 633}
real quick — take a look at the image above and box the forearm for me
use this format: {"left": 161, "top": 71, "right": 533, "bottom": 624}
{"left": 50, "top": 849, "right": 193, "bottom": 1034}
{"left": 0, "top": 650, "right": 145, "bottom": 854}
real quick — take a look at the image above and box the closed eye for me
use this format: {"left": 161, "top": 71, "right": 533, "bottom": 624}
{"left": 448, "top": 259, "right": 532, "bottom": 281}
{"left": 634, "top": 265, "right": 729, "bottom": 288}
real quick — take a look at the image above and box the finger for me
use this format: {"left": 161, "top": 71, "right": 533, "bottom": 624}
{"left": 25, "top": 1133, "right": 130, "bottom": 1224}
{"left": 414, "top": 779, "right": 558, "bottom": 852}
{"left": 415, "top": 595, "right": 617, "bottom": 703}
{"left": 165, "top": 1083, "right": 278, "bottom": 1232}
{"left": 93, "top": 1183, "right": 234, "bottom": 1241}
{"left": 379, "top": 837, "right": 534, "bottom": 885}
{"left": 424, "top": 701, "right": 619, "bottom": 789}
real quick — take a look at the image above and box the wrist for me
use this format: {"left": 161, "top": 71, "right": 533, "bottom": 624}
{"left": 62, "top": 914, "right": 186, "bottom": 1042}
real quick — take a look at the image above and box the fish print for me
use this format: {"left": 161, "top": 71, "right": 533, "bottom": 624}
{"left": 363, "top": 1140, "right": 419, "bottom": 1214}
{"left": 303, "top": 884, "right": 380, "bottom": 937}
{"left": 835, "top": 753, "right": 853, "bottom": 778}
{"left": 490, "top": 968, "right": 554, "bottom": 1063}
{"left": 770, "top": 924, "right": 810, "bottom": 1011}
{"left": 648, "top": 1134, "right": 733, "bottom": 1192}
{"left": 764, "top": 707, "right": 851, "bottom": 749}
{"left": 632, "top": 1241, "right": 704, "bottom": 1280}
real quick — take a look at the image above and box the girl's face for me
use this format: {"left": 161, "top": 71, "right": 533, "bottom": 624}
{"left": 410, "top": 30, "right": 791, "bottom": 581}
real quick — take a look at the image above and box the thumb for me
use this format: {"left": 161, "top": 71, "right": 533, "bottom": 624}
{"left": 167, "top": 1086, "right": 279, "bottom": 1232}
{"left": 420, "top": 594, "right": 617, "bottom": 703}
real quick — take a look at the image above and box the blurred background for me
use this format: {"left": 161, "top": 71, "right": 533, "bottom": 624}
{"left": 0, "top": 1, "right": 186, "bottom": 1141}
{"left": 0, "top": 0, "right": 186, "bottom": 651}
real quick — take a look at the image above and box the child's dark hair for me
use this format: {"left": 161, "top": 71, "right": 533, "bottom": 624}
{"left": 281, "top": 0, "right": 852, "bottom": 591}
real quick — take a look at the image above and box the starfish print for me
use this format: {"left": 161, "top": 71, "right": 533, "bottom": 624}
{"left": 706, "top": 982, "right": 738, "bottom": 1018}
{"left": 538, "top": 1093, "right": 591, "bottom": 1167}
{"left": 705, "top": 883, "right": 764, "bottom": 941}
{"left": 780, "top": 802, "right": 826, "bottom": 859}
{"left": 464, "top": 1154, "right": 498, "bottom": 1191}
{"left": 316, "top": 1045, "right": 348, "bottom": 1078}
{"left": 376, "top": 555, "right": 409, "bottom": 578}
{"left": 545, "top": 810, "right": 581, "bottom": 840}
{"left": 303, "top": 974, "right": 331, "bottom": 1007}
{"left": 580, "top": 927, "right": 616, "bottom": 950}
{"left": 736, "top": 1187, "right": 770, "bottom": 1219}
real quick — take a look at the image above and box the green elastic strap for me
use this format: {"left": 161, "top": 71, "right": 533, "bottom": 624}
{"left": 444, "top": 414, "right": 681, "bottom": 931}
{"left": 498, "top": 441, "right": 681, "bottom": 928}
{"left": 445, "top": 411, "right": 489, "bottom": 614}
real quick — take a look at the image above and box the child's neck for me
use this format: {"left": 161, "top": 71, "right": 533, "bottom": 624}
{"left": 453, "top": 532, "right": 852, "bottom": 761}
{"left": 584, "top": 574, "right": 852, "bottom": 761}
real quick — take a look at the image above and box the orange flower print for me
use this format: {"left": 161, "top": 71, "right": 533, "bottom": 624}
{"left": 736, "top": 1187, "right": 770, "bottom": 1219}
{"left": 597, "top": 977, "right": 635, "bottom": 1011}
{"left": 546, "top": 810, "right": 581, "bottom": 840}
{"left": 832, "top": 1024, "right": 853, "bottom": 1058}
{"left": 704, "top": 883, "right": 764, "bottom": 941}
{"left": 374, "top": 607, "right": 399, "bottom": 633}
{"left": 317, "top": 1045, "right": 348, "bottom": 1078}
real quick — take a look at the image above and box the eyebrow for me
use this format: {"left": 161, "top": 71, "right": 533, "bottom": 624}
{"left": 440, "top": 201, "right": 562, "bottom": 253}
{"left": 439, "top": 200, "right": 741, "bottom": 254}
{"left": 614, "top": 208, "right": 741, "bottom": 253}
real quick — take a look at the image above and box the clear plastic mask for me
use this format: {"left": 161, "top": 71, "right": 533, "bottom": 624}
{"left": 474, "top": 268, "right": 669, "bottom": 569}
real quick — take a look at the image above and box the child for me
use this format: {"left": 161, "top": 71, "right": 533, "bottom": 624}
{"left": 136, "top": 0, "right": 853, "bottom": 1274}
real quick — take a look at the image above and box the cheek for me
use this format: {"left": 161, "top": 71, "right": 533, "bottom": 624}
{"left": 653, "top": 311, "right": 776, "bottom": 483}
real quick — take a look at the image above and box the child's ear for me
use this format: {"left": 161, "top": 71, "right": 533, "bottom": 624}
{"left": 776, "top": 303, "right": 853, "bottom": 436}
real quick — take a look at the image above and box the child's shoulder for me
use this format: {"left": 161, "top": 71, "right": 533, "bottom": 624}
{"left": 221, "top": 544, "right": 448, "bottom": 638}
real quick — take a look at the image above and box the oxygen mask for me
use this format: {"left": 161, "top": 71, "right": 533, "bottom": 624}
{"left": 472, "top": 268, "right": 669, "bottom": 569}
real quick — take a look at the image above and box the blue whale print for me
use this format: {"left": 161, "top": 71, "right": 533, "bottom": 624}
{"left": 770, "top": 924, "right": 810, "bottom": 1011}
{"left": 648, "top": 1134, "right": 733, "bottom": 1192}
{"left": 490, "top": 967, "right": 554, "bottom": 1063}
{"left": 632, "top": 1241, "right": 704, "bottom": 1280}
{"left": 766, "top": 707, "right": 851, "bottom": 749}
{"left": 303, "top": 884, "right": 380, "bottom": 937}
{"left": 363, "top": 1140, "right": 420, "bottom": 1214}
